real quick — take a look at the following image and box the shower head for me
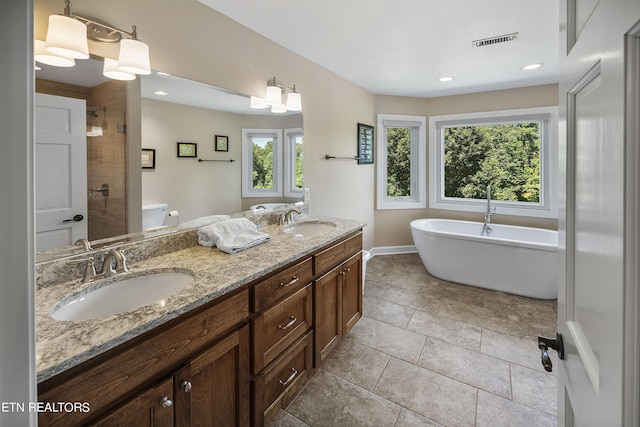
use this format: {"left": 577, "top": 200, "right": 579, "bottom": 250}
{"left": 87, "top": 106, "right": 106, "bottom": 118}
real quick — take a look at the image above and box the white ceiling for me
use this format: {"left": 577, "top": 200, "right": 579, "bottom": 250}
{"left": 198, "top": 0, "right": 559, "bottom": 98}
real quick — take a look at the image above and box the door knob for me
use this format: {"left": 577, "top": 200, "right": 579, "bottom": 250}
{"left": 62, "top": 214, "right": 84, "bottom": 223}
{"left": 537, "top": 332, "right": 565, "bottom": 372}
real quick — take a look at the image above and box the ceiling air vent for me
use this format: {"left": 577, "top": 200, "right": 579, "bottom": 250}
{"left": 472, "top": 32, "right": 519, "bottom": 48}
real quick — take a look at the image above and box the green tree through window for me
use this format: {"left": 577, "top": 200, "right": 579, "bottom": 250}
{"left": 386, "top": 127, "right": 411, "bottom": 197}
{"left": 252, "top": 138, "right": 274, "bottom": 189}
{"left": 443, "top": 122, "right": 541, "bottom": 203}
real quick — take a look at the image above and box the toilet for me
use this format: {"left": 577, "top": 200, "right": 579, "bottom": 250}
{"left": 142, "top": 203, "right": 168, "bottom": 230}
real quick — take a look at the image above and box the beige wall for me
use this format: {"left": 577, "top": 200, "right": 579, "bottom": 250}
{"left": 142, "top": 99, "right": 304, "bottom": 222}
{"left": 34, "top": 0, "right": 376, "bottom": 248}
{"left": 374, "top": 84, "right": 559, "bottom": 248}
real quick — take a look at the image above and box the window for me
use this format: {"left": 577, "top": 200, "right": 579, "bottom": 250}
{"left": 429, "top": 107, "right": 558, "bottom": 218}
{"left": 242, "top": 129, "right": 282, "bottom": 197}
{"left": 376, "top": 114, "right": 426, "bottom": 209}
{"left": 284, "top": 128, "right": 304, "bottom": 197}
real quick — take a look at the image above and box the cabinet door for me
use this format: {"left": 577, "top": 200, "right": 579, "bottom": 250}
{"left": 176, "top": 325, "right": 250, "bottom": 427}
{"left": 313, "top": 265, "right": 342, "bottom": 365}
{"left": 342, "top": 252, "right": 363, "bottom": 337}
{"left": 92, "top": 377, "right": 174, "bottom": 427}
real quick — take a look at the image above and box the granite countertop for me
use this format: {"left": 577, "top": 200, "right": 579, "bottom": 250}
{"left": 36, "top": 215, "right": 366, "bottom": 383}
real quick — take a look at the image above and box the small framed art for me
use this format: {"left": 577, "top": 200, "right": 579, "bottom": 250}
{"left": 215, "top": 135, "right": 229, "bottom": 152}
{"left": 177, "top": 142, "right": 197, "bottom": 158}
{"left": 141, "top": 148, "right": 156, "bottom": 169}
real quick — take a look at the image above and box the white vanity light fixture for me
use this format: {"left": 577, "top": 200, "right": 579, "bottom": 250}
{"left": 103, "top": 58, "right": 136, "bottom": 81}
{"left": 34, "top": 39, "right": 75, "bottom": 67}
{"left": 42, "top": 0, "right": 151, "bottom": 79}
{"left": 252, "top": 77, "right": 303, "bottom": 113}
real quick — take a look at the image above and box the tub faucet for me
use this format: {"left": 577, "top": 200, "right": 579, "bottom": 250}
{"left": 483, "top": 185, "right": 496, "bottom": 236}
{"left": 101, "top": 249, "right": 128, "bottom": 277}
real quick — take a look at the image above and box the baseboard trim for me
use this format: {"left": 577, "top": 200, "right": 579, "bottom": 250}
{"left": 368, "top": 245, "right": 417, "bottom": 257}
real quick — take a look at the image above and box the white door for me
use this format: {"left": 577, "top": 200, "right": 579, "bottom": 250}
{"left": 35, "top": 93, "right": 87, "bottom": 252}
{"left": 557, "top": 0, "right": 640, "bottom": 425}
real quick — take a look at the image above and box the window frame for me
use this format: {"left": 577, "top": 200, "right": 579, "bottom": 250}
{"left": 428, "top": 106, "right": 558, "bottom": 218}
{"left": 376, "top": 114, "right": 427, "bottom": 210}
{"left": 284, "top": 127, "right": 304, "bottom": 198}
{"left": 241, "top": 128, "right": 283, "bottom": 198}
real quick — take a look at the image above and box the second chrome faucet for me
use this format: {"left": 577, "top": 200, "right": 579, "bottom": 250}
{"left": 75, "top": 249, "right": 128, "bottom": 283}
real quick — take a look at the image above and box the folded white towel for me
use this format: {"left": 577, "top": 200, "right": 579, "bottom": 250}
{"left": 177, "top": 215, "right": 230, "bottom": 231}
{"left": 197, "top": 218, "right": 271, "bottom": 254}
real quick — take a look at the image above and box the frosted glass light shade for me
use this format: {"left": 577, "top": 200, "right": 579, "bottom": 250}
{"left": 45, "top": 15, "right": 89, "bottom": 59}
{"left": 264, "top": 86, "right": 282, "bottom": 105}
{"left": 87, "top": 126, "right": 103, "bottom": 137}
{"left": 286, "top": 92, "right": 302, "bottom": 111}
{"left": 35, "top": 39, "right": 75, "bottom": 67}
{"left": 250, "top": 96, "right": 269, "bottom": 109}
{"left": 271, "top": 103, "right": 287, "bottom": 113}
{"left": 103, "top": 58, "right": 136, "bottom": 81}
{"left": 117, "top": 39, "right": 151, "bottom": 75}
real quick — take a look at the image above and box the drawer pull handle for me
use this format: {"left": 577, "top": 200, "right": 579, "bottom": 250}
{"left": 160, "top": 396, "right": 173, "bottom": 408}
{"left": 181, "top": 380, "right": 192, "bottom": 393}
{"left": 278, "top": 316, "right": 297, "bottom": 330}
{"left": 278, "top": 368, "right": 298, "bottom": 386}
{"left": 279, "top": 276, "right": 299, "bottom": 287}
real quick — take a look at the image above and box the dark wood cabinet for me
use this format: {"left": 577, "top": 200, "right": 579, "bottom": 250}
{"left": 341, "top": 252, "right": 363, "bottom": 337}
{"left": 92, "top": 377, "right": 174, "bottom": 427}
{"left": 313, "top": 234, "right": 363, "bottom": 365}
{"left": 314, "top": 265, "right": 343, "bottom": 363}
{"left": 175, "top": 326, "right": 250, "bottom": 427}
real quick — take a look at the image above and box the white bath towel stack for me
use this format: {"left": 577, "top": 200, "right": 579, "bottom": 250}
{"left": 177, "top": 214, "right": 231, "bottom": 230}
{"left": 197, "top": 218, "right": 271, "bottom": 254}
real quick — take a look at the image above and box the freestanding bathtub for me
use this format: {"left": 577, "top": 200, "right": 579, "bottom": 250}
{"left": 410, "top": 219, "right": 558, "bottom": 299}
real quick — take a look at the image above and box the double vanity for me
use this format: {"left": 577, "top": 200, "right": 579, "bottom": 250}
{"left": 35, "top": 212, "right": 365, "bottom": 426}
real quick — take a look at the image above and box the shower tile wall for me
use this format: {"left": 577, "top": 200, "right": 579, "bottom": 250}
{"left": 268, "top": 253, "right": 558, "bottom": 427}
{"left": 87, "top": 79, "right": 127, "bottom": 241}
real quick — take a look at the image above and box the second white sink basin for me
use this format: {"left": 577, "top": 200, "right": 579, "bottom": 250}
{"left": 51, "top": 270, "right": 194, "bottom": 321}
{"left": 284, "top": 221, "right": 337, "bottom": 236}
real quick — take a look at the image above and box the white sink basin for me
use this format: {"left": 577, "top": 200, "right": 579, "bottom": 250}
{"left": 284, "top": 221, "right": 337, "bottom": 236}
{"left": 51, "top": 271, "right": 194, "bottom": 321}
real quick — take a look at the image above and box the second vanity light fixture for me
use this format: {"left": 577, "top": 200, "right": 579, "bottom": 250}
{"left": 38, "top": 0, "right": 151, "bottom": 81}
{"left": 251, "top": 77, "right": 302, "bottom": 113}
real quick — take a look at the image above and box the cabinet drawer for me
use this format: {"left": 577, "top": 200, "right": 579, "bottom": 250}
{"left": 252, "top": 284, "right": 312, "bottom": 375}
{"left": 252, "top": 331, "right": 314, "bottom": 427}
{"left": 253, "top": 257, "right": 313, "bottom": 312}
{"left": 314, "top": 232, "right": 362, "bottom": 275}
{"left": 38, "top": 288, "right": 249, "bottom": 427}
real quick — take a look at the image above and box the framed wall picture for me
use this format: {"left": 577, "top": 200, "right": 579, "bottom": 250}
{"left": 215, "top": 135, "right": 229, "bottom": 152}
{"left": 141, "top": 148, "right": 156, "bottom": 169}
{"left": 357, "top": 123, "right": 374, "bottom": 165}
{"left": 177, "top": 142, "right": 197, "bottom": 158}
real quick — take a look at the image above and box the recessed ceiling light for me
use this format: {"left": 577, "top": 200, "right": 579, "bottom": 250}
{"left": 437, "top": 76, "right": 455, "bottom": 82}
{"left": 153, "top": 90, "right": 169, "bottom": 96}
{"left": 521, "top": 63, "right": 544, "bottom": 70}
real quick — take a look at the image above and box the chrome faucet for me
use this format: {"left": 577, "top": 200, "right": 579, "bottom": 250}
{"left": 101, "top": 249, "right": 128, "bottom": 277}
{"left": 74, "top": 238, "right": 93, "bottom": 251}
{"left": 283, "top": 208, "right": 302, "bottom": 225}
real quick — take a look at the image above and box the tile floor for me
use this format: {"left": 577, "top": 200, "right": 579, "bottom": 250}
{"left": 267, "top": 253, "right": 558, "bottom": 427}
